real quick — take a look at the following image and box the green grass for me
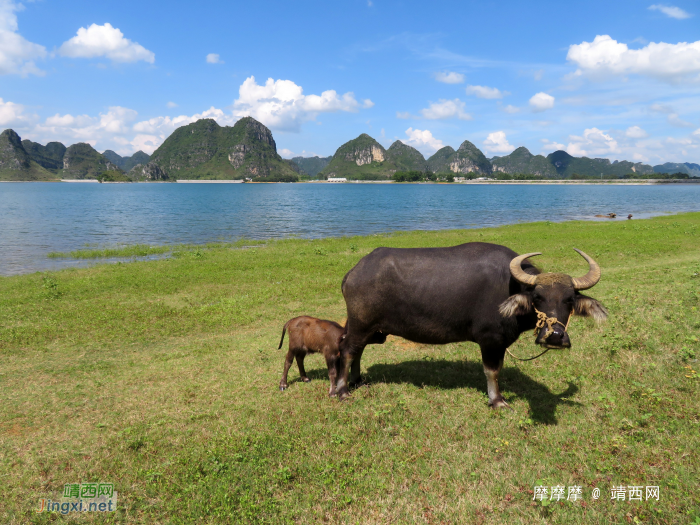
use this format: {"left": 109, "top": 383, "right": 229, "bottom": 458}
{"left": 1, "top": 214, "right": 699, "bottom": 524}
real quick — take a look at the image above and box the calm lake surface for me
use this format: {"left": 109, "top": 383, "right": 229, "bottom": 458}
{"left": 1, "top": 182, "right": 700, "bottom": 276}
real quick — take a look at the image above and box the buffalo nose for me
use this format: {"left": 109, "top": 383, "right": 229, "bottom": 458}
{"left": 537, "top": 327, "right": 571, "bottom": 348}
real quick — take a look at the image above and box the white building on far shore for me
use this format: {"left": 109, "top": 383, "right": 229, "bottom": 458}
{"left": 327, "top": 177, "right": 347, "bottom": 182}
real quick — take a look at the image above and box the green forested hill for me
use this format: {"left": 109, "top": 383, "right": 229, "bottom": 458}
{"left": 427, "top": 141, "right": 491, "bottom": 175}
{"left": 319, "top": 134, "right": 395, "bottom": 179}
{"left": 384, "top": 141, "right": 428, "bottom": 172}
{"left": 149, "top": 117, "right": 298, "bottom": 181}
{"left": 103, "top": 150, "right": 151, "bottom": 172}
{"left": 60, "top": 143, "right": 118, "bottom": 179}
{"left": 22, "top": 140, "right": 66, "bottom": 171}
{"left": 492, "top": 147, "right": 558, "bottom": 177}
{"left": 290, "top": 156, "right": 332, "bottom": 177}
{"left": 547, "top": 150, "right": 654, "bottom": 178}
{"left": 0, "top": 130, "right": 58, "bottom": 181}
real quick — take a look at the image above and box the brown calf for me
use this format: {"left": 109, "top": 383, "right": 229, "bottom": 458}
{"left": 278, "top": 316, "right": 344, "bottom": 396}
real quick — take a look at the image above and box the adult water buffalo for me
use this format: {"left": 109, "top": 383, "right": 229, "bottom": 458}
{"left": 336, "top": 242, "right": 607, "bottom": 408}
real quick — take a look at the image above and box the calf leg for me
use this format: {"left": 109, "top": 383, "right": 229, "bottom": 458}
{"left": 296, "top": 353, "right": 311, "bottom": 383}
{"left": 279, "top": 349, "right": 296, "bottom": 391}
{"left": 480, "top": 346, "right": 511, "bottom": 409}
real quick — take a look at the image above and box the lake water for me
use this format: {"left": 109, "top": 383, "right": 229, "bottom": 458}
{"left": 1, "top": 182, "right": 699, "bottom": 276}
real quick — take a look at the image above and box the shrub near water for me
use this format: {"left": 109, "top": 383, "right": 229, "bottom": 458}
{"left": 1, "top": 214, "right": 699, "bottom": 524}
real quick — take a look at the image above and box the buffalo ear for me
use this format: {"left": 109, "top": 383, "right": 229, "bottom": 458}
{"left": 499, "top": 294, "right": 532, "bottom": 317}
{"left": 574, "top": 294, "right": 608, "bottom": 322}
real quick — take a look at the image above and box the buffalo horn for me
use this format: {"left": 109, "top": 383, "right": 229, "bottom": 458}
{"left": 571, "top": 248, "right": 601, "bottom": 290}
{"left": 509, "top": 252, "right": 541, "bottom": 286}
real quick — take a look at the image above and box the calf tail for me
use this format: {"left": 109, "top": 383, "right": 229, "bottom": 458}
{"left": 278, "top": 321, "right": 289, "bottom": 349}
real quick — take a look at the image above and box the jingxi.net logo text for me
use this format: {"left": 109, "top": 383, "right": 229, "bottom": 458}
{"left": 37, "top": 482, "right": 117, "bottom": 515}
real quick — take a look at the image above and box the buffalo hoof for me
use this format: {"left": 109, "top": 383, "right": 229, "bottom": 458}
{"left": 338, "top": 390, "right": 351, "bottom": 401}
{"left": 328, "top": 389, "right": 337, "bottom": 398}
{"left": 301, "top": 377, "right": 312, "bottom": 383}
{"left": 279, "top": 385, "right": 288, "bottom": 391}
{"left": 489, "top": 397, "right": 513, "bottom": 410}
{"left": 348, "top": 375, "right": 365, "bottom": 389}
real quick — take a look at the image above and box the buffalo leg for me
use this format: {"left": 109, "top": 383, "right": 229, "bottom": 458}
{"left": 296, "top": 353, "right": 311, "bottom": 383}
{"left": 336, "top": 340, "right": 366, "bottom": 401}
{"left": 325, "top": 353, "right": 338, "bottom": 397}
{"left": 279, "top": 349, "right": 296, "bottom": 391}
{"left": 480, "top": 346, "right": 511, "bottom": 409}
{"left": 348, "top": 347, "right": 365, "bottom": 388}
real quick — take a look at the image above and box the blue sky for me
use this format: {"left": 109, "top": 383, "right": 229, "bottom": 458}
{"left": 2, "top": 0, "right": 699, "bottom": 165}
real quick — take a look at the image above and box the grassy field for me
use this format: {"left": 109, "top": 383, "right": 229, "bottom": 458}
{"left": 1, "top": 214, "right": 699, "bottom": 524}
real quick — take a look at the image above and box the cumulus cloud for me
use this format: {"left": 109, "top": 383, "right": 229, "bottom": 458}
{"left": 529, "top": 92, "right": 555, "bottom": 112}
{"left": 648, "top": 4, "right": 692, "bottom": 19}
{"left": 231, "top": 76, "right": 373, "bottom": 132}
{"left": 278, "top": 148, "right": 294, "bottom": 158}
{"left": 0, "top": 97, "right": 36, "bottom": 126}
{"left": 465, "top": 85, "right": 508, "bottom": 99}
{"left": 541, "top": 139, "right": 566, "bottom": 153}
{"left": 566, "top": 127, "right": 620, "bottom": 156}
{"left": 33, "top": 106, "right": 140, "bottom": 153}
{"left": 0, "top": 0, "right": 47, "bottom": 76}
{"left": 401, "top": 127, "right": 444, "bottom": 153}
{"left": 502, "top": 105, "right": 520, "bottom": 114}
{"left": 567, "top": 35, "right": 700, "bottom": 83}
{"left": 482, "top": 131, "right": 514, "bottom": 154}
{"left": 206, "top": 53, "right": 222, "bottom": 64}
{"left": 626, "top": 125, "right": 648, "bottom": 138}
{"left": 58, "top": 23, "right": 155, "bottom": 63}
{"left": 166, "top": 101, "right": 178, "bottom": 108}
{"left": 420, "top": 99, "right": 471, "bottom": 120}
{"left": 433, "top": 71, "right": 464, "bottom": 84}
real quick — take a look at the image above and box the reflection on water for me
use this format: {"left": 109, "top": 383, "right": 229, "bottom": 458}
{"left": 1, "top": 182, "right": 699, "bottom": 275}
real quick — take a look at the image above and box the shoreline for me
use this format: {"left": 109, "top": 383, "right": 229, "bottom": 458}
{"left": 1, "top": 178, "right": 698, "bottom": 185}
{"left": 4, "top": 210, "right": 698, "bottom": 277}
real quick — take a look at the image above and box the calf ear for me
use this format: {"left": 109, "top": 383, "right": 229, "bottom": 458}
{"left": 574, "top": 294, "right": 608, "bottom": 322}
{"left": 499, "top": 294, "right": 532, "bottom": 317}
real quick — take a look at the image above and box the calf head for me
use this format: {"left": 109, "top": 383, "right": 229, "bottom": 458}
{"left": 499, "top": 249, "right": 608, "bottom": 349}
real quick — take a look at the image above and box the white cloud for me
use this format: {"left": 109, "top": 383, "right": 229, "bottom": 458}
{"left": 58, "top": 23, "right": 155, "bottom": 63}
{"left": 166, "top": 101, "right": 178, "bottom": 108}
{"left": 278, "top": 148, "right": 294, "bottom": 158}
{"left": 567, "top": 35, "right": 700, "bottom": 83}
{"left": 541, "top": 139, "right": 566, "bottom": 153}
{"left": 434, "top": 71, "right": 464, "bottom": 84}
{"left": 420, "top": 99, "right": 472, "bottom": 120}
{"left": 396, "top": 111, "right": 411, "bottom": 119}
{"left": 566, "top": 127, "right": 620, "bottom": 156}
{"left": 401, "top": 127, "right": 444, "bottom": 153}
{"left": 231, "top": 76, "right": 373, "bottom": 132}
{"left": 533, "top": 69, "right": 544, "bottom": 81}
{"left": 529, "top": 92, "right": 555, "bottom": 112}
{"left": 465, "top": 85, "right": 507, "bottom": 99}
{"left": 206, "top": 53, "right": 222, "bottom": 64}
{"left": 33, "top": 106, "right": 140, "bottom": 153}
{"left": 0, "top": 0, "right": 46, "bottom": 76}
{"left": 0, "top": 97, "right": 35, "bottom": 126}
{"left": 648, "top": 4, "right": 692, "bottom": 19}
{"left": 502, "top": 105, "right": 520, "bottom": 114}
{"left": 482, "top": 131, "right": 514, "bottom": 154}
{"left": 626, "top": 125, "right": 648, "bottom": 138}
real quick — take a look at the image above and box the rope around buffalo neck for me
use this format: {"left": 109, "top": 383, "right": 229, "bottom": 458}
{"left": 505, "top": 308, "right": 571, "bottom": 362}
